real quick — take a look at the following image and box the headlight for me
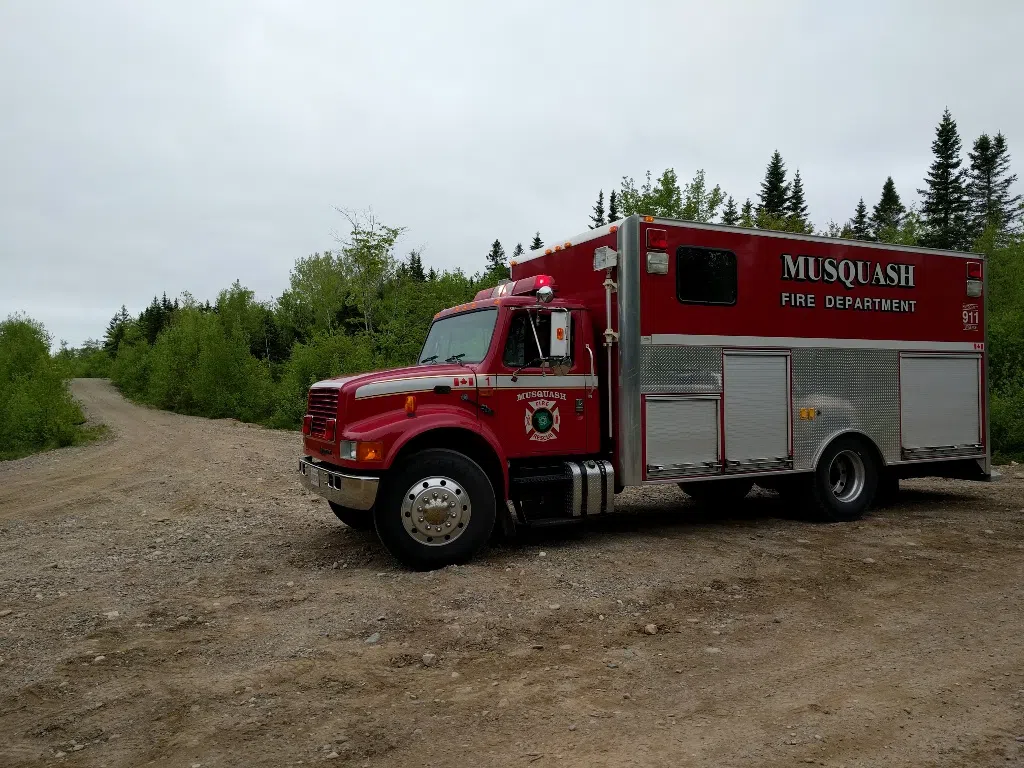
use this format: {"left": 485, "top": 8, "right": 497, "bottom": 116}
{"left": 339, "top": 440, "right": 384, "bottom": 462}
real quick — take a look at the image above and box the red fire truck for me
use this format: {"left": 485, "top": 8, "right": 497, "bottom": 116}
{"left": 299, "top": 214, "right": 991, "bottom": 568}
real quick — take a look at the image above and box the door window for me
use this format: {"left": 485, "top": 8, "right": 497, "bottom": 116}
{"left": 502, "top": 311, "right": 573, "bottom": 368}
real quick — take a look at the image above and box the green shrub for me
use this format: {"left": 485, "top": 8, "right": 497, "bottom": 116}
{"left": 271, "top": 331, "right": 374, "bottom": 428}
{"left": 0, "top": 316, "right": 91, "bottom": 460}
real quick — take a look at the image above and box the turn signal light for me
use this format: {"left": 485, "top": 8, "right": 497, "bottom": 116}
{"left": 405, "top": 395, "right": 417, "bottom": 416}
{"left": 301, "top": 415, "right": 313, "bottom": 435}
{"left": 324, "top": 418, "right": 337, "bottom": 441}
{"left": 646, "top": 228, "right": 668, "bottom": 250}
{"left": 356, "top": 441, "right": 384, "bottom": 462}
{"left": 966, "top": 261, "right": 983, "bottom": 280}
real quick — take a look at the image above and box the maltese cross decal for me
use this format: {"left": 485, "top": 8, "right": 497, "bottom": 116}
{"left": 524, "top": 398, "right": 561, "bottom": 442}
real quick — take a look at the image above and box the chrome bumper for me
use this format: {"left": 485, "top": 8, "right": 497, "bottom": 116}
{"left": 298, "top": 457, "right": 379, "bottom": 511}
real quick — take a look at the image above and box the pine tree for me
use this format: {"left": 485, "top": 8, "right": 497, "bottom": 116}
{"left": 511, "top": 243, "right": 524, "bottom": 262}
{"left": 407, "top": 249, "right": 426, "bottom": 281}
{"left": 967, "top": 131, "right": 1021, "bottom": 237}
{"left": 739, "top": 198, "right": 755, "bottom": 228}
{"left": 103, "top": 304, "right": 131, "bottom": 356}
{"left": 870, "top": 177, "right": 905, "bottom": 242}
{"left": 590, "top": 190, "right": 606, "bottom": 228}
{"left": 757, "top": 150, "right": 789, "bottom": 222}
{"left": 607, "top": 190, "right": 619, "bottom": 222}
{"left": 786, "top": 170, "right": 809, "bottom": 231}
{"left": 721, "top": 196, "right": 739, "bottom": 225}
{"left": 486, "top": 239, "right": 506, "bottom": 272}
{"left": 530, "top": 232, "right": 543, "bottom": 250}
{"left": 850, "top": 198, "right": 871, "bottom": 240}
{"left": 918, "top": 108, "right": 970, "bottom": 250}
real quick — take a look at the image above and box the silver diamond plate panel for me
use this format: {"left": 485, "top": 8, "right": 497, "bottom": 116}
{"left": 791, "top": 348, "right": 900, "bottom": 470}
{"left": 641, "top": 345, "right": 722, "bottom": 393}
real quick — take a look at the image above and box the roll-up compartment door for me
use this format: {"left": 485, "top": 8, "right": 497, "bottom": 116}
{"left": 645, "top": 396, "right": 720, "bottom": 477}
{"left": 900, "top": 354, "right": 981, "bottom": 451}
{"left": 724, "top": 352, "right": 791, "bottom": 469}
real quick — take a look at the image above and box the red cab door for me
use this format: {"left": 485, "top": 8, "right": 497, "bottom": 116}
{"left": 488, "top": 308, "right": 596, "bottom": 458}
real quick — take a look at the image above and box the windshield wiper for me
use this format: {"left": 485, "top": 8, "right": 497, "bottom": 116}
{"left": 420, "top": 355, "right": 439, "bottom": 365}
{"left": 445, "top": 353, "right": 467, "bottom": 365}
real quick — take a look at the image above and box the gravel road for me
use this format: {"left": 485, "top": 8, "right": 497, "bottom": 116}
{"left": 1, "top": 378, "right": 1023, "bottom": 767}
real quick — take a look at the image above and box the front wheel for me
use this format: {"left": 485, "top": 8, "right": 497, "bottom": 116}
{"left": 374, "top": 448, "right": 496, "bottom": 570}
{"left": 804, "top": 437, "right": 879, "bottom": 522}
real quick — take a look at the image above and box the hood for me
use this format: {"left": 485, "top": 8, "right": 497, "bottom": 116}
{"left": 314, "top": 363, "right": 478, "bottom": 394}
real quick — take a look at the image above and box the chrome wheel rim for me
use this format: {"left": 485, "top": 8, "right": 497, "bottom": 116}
{"left": 829, "top": 449, "right": 865, "bottom": 503}
{"left": 401, "top": 476, "right": 471, "bottom": 546}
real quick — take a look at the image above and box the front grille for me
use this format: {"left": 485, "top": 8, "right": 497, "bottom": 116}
{"left": 307, "top": 388, "right": 339, "bottom": 436}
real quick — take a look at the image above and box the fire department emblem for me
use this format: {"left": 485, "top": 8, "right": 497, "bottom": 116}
{"left": 524, "top": 398, "right": 560, "bottom": 442}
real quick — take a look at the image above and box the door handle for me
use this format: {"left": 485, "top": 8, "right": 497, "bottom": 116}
{"left": 585, "top": 343, "right": 596, "bottom": 398}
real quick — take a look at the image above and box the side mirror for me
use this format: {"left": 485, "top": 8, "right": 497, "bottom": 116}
{"left": 549, "top": 310, "right": 570, "bottom": 359}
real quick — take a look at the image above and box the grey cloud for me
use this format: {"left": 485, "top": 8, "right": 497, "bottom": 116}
{"left": 2, "top": 0, "right": 1021, "bottom": 345}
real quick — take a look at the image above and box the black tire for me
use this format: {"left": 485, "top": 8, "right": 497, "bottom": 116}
{"left": 874, "top": 470, "right": 900, "bottom": 508}
{"left": 680, "top": 478, "right": 753, "bottom": 505}
{"left": 328, "top": 501, "right": 374, "bottom": 530}
{"left": 803, "top": 437, "right": 879, "bottom": 522}
{"left": 374, "top": 448, "right": 496, "bottom": 570}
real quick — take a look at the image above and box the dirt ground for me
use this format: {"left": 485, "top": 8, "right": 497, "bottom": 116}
{"left": 1, "top": 379, "right": 1023, "bottom": 767}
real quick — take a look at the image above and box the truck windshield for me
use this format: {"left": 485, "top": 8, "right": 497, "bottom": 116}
{"left": 418, "top": 308, "right": 498, "bottom": 365}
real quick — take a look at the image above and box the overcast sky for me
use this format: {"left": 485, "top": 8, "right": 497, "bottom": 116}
{"left": 2, "top": 0, "right": 1022, "bottom": 347}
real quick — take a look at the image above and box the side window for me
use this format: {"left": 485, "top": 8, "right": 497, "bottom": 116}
{"left": 677, "top": 246, "right": 738, "bottom": 305}
{"left": 503, "top": 312, "right": 572, "bottom": 367}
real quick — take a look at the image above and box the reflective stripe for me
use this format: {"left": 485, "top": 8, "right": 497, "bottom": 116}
{"left": 355, "top": 375, "right": 477, "bottom": 399}
{"left": 647, "top": 334, "right": 982, "bottom": 352}
{"left": 494, "top": 375, "right": 589, "bottom": 388}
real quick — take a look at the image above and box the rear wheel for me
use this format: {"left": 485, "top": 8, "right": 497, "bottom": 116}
{"left": 804, "top": 437, "right": 879, "bottom": 522}
{"left": 328, "top": 501, "right": 374, "bottom": 530}
{"left": 374, "top": 449, "right": 496, "bottom": 570}
{"left": 680, "top": 478, "right": 753, "bottom": 505}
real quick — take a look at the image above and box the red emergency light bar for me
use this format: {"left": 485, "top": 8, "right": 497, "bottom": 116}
{"left": 473, "top": 275, "right": 556, "bottom": 301}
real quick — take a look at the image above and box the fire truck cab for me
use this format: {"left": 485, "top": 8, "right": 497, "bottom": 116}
{"left": 299, "top": 214, "right": 991, "bottom": 569}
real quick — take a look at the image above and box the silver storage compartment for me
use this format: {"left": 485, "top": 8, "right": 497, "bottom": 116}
{"left": 723, "top": 352, "right": 791, "bottom": 470}
{"left": 900, "top": 354, "right": 981, "bottom": 456}
{"left": 645, "top": 395, "right": 720, "bottom": 477}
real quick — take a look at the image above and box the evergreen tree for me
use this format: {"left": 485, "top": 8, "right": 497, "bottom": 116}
{"left": 486, "top": 239, "right": 506, "bottom": 273}
{"left": 786, "top": 170, "right": 810, "bottom": 232}
{"left": 757, "top": 150, "right": 789, "bottom": 222}
{"left": 918, "top": 108, "right": 970, "bottom": 250}
{"left": 530, "top": 232, "right": 543, "bottom": 250}
{"left": 407, "top": 249, "right": 426, "bottom": 281}
{"left": 590, "top": 190, "right": 606, "bottom": 228}
{"left": 739, "top": 198, "right": 755, "bottom": 228}
{"left": 511, "top": 243, "right": 525, "bottom": 262}
{"left": 870, "top": 176, "right": 905, "bottom": 241}
{"left": 103, "top": 305, "right": 131, "bottom": 356}
{"left": 850, "top": 198, "right": 871, "bottom": 240}
{"left": 607, "top": 190, "right": 619, "bottom": 222}
{"left": 967, "top": 131, "right": 1021, "bottom": 237}
{"left": 721, "top": 196, "right": 739, "bottom": 226}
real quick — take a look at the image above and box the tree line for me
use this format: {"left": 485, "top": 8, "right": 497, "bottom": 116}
{"left": 54, "top": 109, "right": 1024, "bottom": 460}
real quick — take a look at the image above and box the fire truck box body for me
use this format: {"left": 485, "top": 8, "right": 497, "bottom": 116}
{"left": 298, "top": 214, "right": 990, "bottom": 569}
